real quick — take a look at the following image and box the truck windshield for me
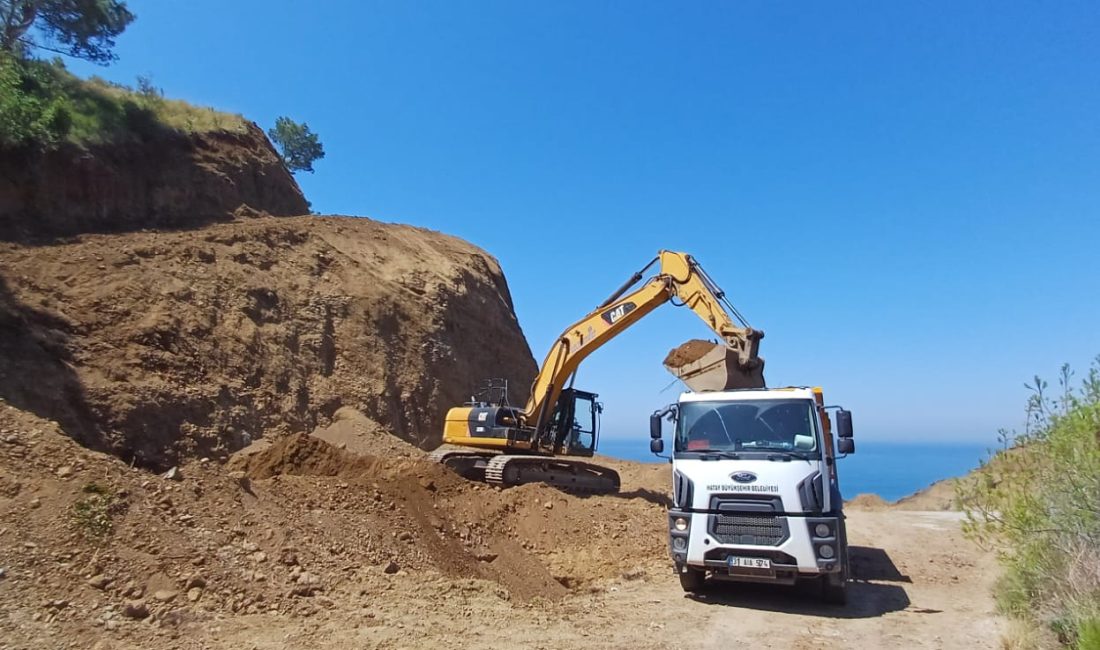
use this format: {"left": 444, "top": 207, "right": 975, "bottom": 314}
{"left": 676, "top": 399, "right": 818, "bottom": 455}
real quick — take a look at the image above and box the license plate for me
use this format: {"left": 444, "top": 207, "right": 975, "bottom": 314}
{"left": 727, "top": 556, "right": 771, "bottom": 570}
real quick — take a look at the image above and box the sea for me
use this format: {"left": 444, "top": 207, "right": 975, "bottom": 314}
{"left": 597, "top": 437, "right": 994, "bottom": 502}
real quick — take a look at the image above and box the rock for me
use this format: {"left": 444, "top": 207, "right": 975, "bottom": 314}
{"left": 383, "top": 560, "right": 400, "bottom": 575}
{"left": 186, "top": 587, "right": 202, "bottom": 602}
{"left": 621, "top": 568, "right": 646, "bottom": 581}
{"left": 474, "top": 548, "right": 498, "bottom": 563}
{"left": 122, "top": 601, "right": 149, "bottom": 619}
{"left": 296, "top": 571, "right": 319, "bottom": 586}
{"left": 544, "top": 501, "right": 554, "bottom": 510}
{"left": 279, "top": 550, "right": 299, "bottom": 566}
{"left": 152, "top": 590, "right": 178, "bottom": 603}
{"left": 185, "top": 575, "right": 206, "bottom": 589}
{"left": 161, "top": 466, "right": 182, "bottom": 481}
{"left": 251, "top": 551, "right": 267, "bottom": 563}
{"left": 56, "top": 466, "right": 74, "bottom": 478}
{"left": 87, "top": 575, "right": 111, "bottom": 590}
{"left": 396, "top": 531, "right": 413, "bottom": 542}
{"left": 29, "top": 497, "right": 40, "bottom": 509}
{"left": 0, "top": 567, "right": 6, "bottom": 579}
{"left": 105, "top": 619, "right": 119, "bottom": 631}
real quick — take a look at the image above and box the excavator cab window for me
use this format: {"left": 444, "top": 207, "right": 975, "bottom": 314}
{"left": 546, "top": 389, "right": 599, "bottom": 456}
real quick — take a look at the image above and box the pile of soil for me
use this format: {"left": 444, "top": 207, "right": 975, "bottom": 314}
{"left": 845, "top": 493, "right": 890, "bottom": 510}
{"left": 663, "top": 339, "right": 718, "bottom": 368}
{"left": 655, "top": 338, "right": 717, "bottom": 369}
{"left": 892, "top": 478, "right": 959, "bottom": 511}
{"left": 0, "top": 215, "right": 537, "bottom": 470}
{"left": 0, "top": 399, "right": 671, "bottom": 648}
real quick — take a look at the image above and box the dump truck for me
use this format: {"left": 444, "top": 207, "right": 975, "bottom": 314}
{"left": 650, "top": 385, "right": 856, "bottom": 603}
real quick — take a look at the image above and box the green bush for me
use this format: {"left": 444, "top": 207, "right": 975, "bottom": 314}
{"left": 71, "top": 482, "right": 117, "bottom": 539}
{"left": 0, "top": 54, "right": 72, "bottom": 146}
{"left": 0, "top": 55, "right": 245, "bottom": 148}
{"left": 268, "top": 116, "right": 325, "bottom": 173}
{"left": 958, "top": 358, "right": 1100, "bottom": 648}
{"left": 1078, "top": 619, "right": 1100, "bottom": 650}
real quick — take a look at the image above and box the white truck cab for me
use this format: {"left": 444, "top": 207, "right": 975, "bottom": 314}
{"left": 650, "top": 387, "right": 855, "bottom": 604}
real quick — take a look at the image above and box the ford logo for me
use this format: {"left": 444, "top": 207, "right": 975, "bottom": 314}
{"left": 731, "top": 471, "right": 757, "bottom": 484}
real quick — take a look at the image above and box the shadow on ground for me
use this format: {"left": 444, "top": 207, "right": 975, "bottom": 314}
{"left": 686, "top": 545, "right": 913, "bottom": 619}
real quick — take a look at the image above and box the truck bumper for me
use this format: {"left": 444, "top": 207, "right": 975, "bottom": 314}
{"left": 670, "top": 510, "right": 845, "bottom": 582}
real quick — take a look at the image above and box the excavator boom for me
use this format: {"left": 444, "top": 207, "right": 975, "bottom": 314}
{"left": 524, "top": 251, "right": 764, "bottom": 437}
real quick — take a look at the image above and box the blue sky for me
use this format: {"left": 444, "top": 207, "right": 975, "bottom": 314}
{"left": 67, "top": 1, "right": 1099, "bottom": 444}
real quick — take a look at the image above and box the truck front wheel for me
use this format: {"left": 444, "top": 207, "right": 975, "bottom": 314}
{"left": 821, "top": 573, "right": 848, "bottom": 605}
{"left": 678, "top": 566, "right": 706, "bottom": 593}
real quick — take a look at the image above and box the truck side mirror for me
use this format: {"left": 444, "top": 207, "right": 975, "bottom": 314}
{"left": 837, "top": 437, "right": 855, "bottom": 455}
{"left": 836, "top": 409, "right": 853, "bottom": 438}
{"left": 649, "top": 413, "right": 662, "bottom": 439}
{"left": 650, "top": 438, "right": 664, "bottom": 454}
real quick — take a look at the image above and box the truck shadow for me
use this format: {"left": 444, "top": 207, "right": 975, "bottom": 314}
{"left": 686, "top": 546, "right": 912, "bottom": 619}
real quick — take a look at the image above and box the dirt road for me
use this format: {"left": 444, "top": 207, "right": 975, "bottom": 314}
{"left": 198, "top": 509, "right": 1002, "bottom": 650}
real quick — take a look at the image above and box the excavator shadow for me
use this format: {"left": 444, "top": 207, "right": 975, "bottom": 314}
{"left": 686, "top": 546, "right": 912, "bottom": 619}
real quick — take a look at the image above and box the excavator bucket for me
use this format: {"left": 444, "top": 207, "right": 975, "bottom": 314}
{"left": 663, "top": 339, "right": 766, "bottom": 392}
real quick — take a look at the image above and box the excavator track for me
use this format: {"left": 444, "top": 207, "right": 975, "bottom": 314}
{"left": 428, "top": 446, "right": 499, "bottom": 482}
{"left": 484, "top": 455, "right": 621, "bottom": 494}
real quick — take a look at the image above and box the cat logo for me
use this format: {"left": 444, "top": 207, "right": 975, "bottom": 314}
{"left": 601, "top": 301, "right": 637, "bottom": 325}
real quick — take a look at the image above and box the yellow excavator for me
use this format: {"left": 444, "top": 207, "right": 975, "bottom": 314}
{"left": 432, "top": 250, "right": 766, "bottom": 493}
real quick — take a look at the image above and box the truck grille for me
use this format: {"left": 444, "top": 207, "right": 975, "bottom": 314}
{"left": 710, "top": 514, "right": 786, "bottom": 546}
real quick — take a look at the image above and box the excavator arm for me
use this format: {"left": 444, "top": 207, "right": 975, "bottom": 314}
{"left": 524, "top": 250, "right": 764, "bottom": 441}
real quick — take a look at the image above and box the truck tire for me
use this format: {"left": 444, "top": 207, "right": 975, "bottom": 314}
{"left": 678, "top": 566, "right": 706, "bottom": 593}
{"left": 822, "top": 526, "right": 850, "bottom": 605}
{"left": 821, "top": 573, "right": 848, "bottom": 605}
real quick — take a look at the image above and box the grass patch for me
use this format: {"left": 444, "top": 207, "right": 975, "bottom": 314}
{"left": 1, "top": 54, "right": 246, "bottom": 149}
{"left": 958, "top": 358, "right": 1100, "bottom": 648}
{"left": 71, "top": 482, "right": 120, "bottom": 540}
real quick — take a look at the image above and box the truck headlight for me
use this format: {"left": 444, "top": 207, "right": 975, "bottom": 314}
{"left": 672, "top": 537, "right": 687, "bottom": 551}
{"left": 814, "top": 523, "right": 831, "bottom": 538}
{"left": 673, "top": 517, "right": 688, "bottom": 532}
{"left": 818, "top": 544, "right": 835, "bottom": 559}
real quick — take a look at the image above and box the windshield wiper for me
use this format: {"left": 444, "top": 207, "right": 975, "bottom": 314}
{"left": 682, "top": 448, "right": 741, "bottom": 460}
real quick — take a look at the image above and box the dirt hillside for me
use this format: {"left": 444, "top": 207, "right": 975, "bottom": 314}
{"left": 0, "top": 215, "right": 537, "bottom": 470}
{"left": 0, "top": 123, "right": 309, "bottom": 242}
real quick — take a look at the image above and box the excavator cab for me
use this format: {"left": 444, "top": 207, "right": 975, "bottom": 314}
{"left": 544, "top": 388, "right": 601, "bottom": 457}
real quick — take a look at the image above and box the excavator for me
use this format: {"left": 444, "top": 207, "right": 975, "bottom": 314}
{"left": 432, "top": 250, "right": 766, "bottom": 493}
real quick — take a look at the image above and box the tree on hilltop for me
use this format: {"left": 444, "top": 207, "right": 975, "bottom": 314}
{"left": 268, "top": 116, "right": 325, "bottom": 174}
{"left": 0, "top": 0, "right": 134, "bottom": 64}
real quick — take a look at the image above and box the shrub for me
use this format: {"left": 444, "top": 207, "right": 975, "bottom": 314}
{"left": 71, "top": 482, "right": 118, "bottom": 539}
{"left": 0, "top": 54, "right": 72, "bottom": 146}
{"left": 958, "top": 358, "right": 1100, "bottom": 648}
{"left": 268, "top": 116, "right": 325, "bottom": 173}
